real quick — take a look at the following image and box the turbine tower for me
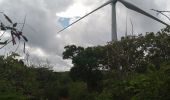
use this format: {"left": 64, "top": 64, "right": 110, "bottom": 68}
{"left": 112, "top": 1, "right": 117, "bottom": 41}
{"left": 58, "top": 0, "right": 170, "bottom": 41}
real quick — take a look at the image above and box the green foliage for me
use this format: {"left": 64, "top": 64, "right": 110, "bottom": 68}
{"left": 0, "top": 13, "right": 28, "bottom": 49}
{"left": 63, "top": 45, "right": 105, "bottom": 91}
{"left": 0, "top": 53, "right": 72, "bottom": 100}
{"left": 62, "top": 27, "right": 170, "bottom": 99}
{"left": 0, "top": 27, "right": 170, "bottom": 99}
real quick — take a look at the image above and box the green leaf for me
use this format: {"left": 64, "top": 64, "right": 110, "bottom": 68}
{"left": 13, "top": 23, "right": 17, "bottom": 27}
{"left": 22, "top": 35, "right": 28, "bottom": 42}
{"left": 0, "top": 40, "right": 8, "bottom": 45}
{"left": 4, "top": 14, "right": 13, "bottom": 24}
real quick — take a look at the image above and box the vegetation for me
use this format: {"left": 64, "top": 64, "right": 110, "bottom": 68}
{"left": 0, "top": 13, "right": 28, "bottom": 51}
{"left": 0, "top": 27, "right": 170, "bottom": 100}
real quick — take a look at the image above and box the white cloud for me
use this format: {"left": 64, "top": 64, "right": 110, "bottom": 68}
{"left": 56, "top": 3, "right": 91, "bottom": 18}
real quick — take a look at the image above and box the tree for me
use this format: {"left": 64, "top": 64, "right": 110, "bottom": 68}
{"left": 63, "top": 45, "right": 105, "bottom": 92}
{"left": 63, "top": 27, "right": 170, "bottom": 91}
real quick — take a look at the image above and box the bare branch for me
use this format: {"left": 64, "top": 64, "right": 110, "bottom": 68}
{"left": 130, "top": 18, "right": 134, "bottom": 36}
{"left": 154, "top": 10, "right": 170, "bottom": 13}
{"left": 125, "top": 15, "right": 128, "bottom": 37}
{"left": 151, "top": 9, "right": 170, "bottom": 21}
{"left": 14, "top": 40, "right": 20, "bottom": 53}
{"left": 21, "top": 15, "right": 27, "bottom": 32}
{"left": 0, "top": 39, "right": 12, "bottom": 49}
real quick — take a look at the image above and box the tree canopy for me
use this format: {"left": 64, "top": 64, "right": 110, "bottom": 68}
{"left": 62, "top": 27, "right": 170, "bottom": 99}
{"left": 0, "top": 26, "right": 170, "bottom": 99}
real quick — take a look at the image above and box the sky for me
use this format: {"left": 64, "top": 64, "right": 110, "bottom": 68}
{"left": 0, "top": 0, "right": 170, "bottom": 71}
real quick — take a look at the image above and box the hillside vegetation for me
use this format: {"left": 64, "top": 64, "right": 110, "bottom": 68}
{"left": 0, "top": 27, "right": 170, "bottom": 100}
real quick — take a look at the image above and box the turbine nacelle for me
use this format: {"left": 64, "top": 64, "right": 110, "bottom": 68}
{"left": 110, "top": 0, "right": 117, "bottom": 6}
{"left": 112, "top": 0, "right": 118, "bottom": 2}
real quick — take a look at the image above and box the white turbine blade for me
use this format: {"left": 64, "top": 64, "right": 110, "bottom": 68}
{"left": 58, "top": 0, "right": 115, "bottom": 33}
{"left": 119, "top": 0, "right": 170, "bottom": 27}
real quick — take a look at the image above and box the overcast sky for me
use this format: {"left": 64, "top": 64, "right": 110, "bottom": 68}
{"left": 0, "top": 0, "right": 170, "bottom": 71}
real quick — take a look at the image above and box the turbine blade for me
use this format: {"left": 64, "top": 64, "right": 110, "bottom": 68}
{"left": 58, "top": 0, "right": 115, "bottom": 33}
{"left": 119, "top": 0, "right": 170, "bottom": 27}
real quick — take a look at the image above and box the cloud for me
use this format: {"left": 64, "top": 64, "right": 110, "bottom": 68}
{"left": 57, "top": 0, "right": 169, "bottom": 45}
{"left": 0, "top": 0, "right": 74, "bottom": 71}
{"left": 0, "top": 0, "right": 169, "bottom": 71}
{"left": 118, "top": 0, "right": 170, "bottom": 34}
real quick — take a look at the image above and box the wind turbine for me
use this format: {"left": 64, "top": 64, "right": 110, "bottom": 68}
{"left": 58, "top": 0, "right": 170, "bottom": 41}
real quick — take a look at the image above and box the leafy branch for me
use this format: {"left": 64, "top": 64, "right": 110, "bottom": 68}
{"left": 0, "top": 12, "right": 28, "bottom": 52}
